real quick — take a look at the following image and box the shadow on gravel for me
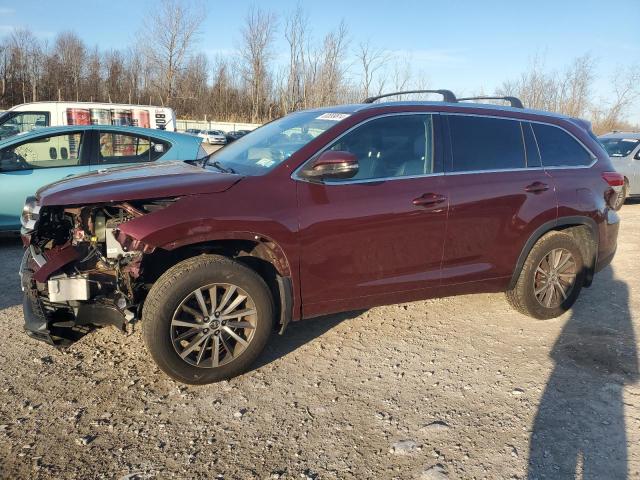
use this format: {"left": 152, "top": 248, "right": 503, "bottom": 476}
{"left": 528, "top": 266, "right": 638, "bottom": 479}
{"left": 251, "top": 309, "right": 366, "bottom": 372}
{"left": 0, "top": 235, "right": 24, "bottom": 310}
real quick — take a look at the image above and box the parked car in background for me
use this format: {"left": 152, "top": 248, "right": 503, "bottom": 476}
{"left": 598, "top": 132, "right": 640, "bottom": 209}
{"left": 225, "top": 129, "right": 251, "bottom": 143}
{"left": 185, "top": 128, "right": 202, "bottom": 135}
{"left": 198, "top": 130, "right": 227, "bottom": 145}
{"left": 20, "top": 90, "right": 621, "bottom": 384}
{"left": 0, "top": 102, "right": 176, "bottom": 142}
{"left": 0, "top": 125, "right": 204, "bottom": 231}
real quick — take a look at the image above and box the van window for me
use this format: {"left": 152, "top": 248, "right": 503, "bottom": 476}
{"left": 98, "top": 132, "right": 168, "bottom": 165}
{"left": 448, "top": 116, "right": 526, "bottom": 172}
{"left": 0, "top": 133, "right": 83, "bottom": 172}
{"left": 323, "top": 114, "right": 435, "bottom": 181}
{"left": 0, "top": 112, "right": 49, "bottom": 141}
{"left": 532, "top": 123, "right": 593, "bottom": 167}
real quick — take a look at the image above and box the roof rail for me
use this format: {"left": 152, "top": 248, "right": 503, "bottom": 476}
{"left": 457, "top": 96, "right": 524, "bottom": 109}
{"left": 363, "top": 89, "right": 457, "bottom": 104}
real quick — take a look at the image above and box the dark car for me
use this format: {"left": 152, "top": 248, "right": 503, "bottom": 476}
{"left": 20, "top": 90, "right": 622, "bottom": 384}
{"left": 225, "top": 129, "right": 251, "bottom": 143}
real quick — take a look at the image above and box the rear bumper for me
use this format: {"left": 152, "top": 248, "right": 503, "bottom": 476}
{"left": 595, "top": 208, "right": 620, "bottom": 272}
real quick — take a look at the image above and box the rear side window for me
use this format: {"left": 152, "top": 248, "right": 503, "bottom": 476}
{"left": 97, "top": 132, "right": 168, "bottom": 165}
{"left": 448, "top": 116, "right": 526, "bottom": 172}
{"left": 532, "top": 123, "right": 593, "bottom": 167}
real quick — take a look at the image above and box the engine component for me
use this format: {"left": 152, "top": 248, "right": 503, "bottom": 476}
{"left": 106, "top": 218, "right": 132, "bottom": 259}
{"left": 47, "top": 274, "right": 91, "bottom": 302}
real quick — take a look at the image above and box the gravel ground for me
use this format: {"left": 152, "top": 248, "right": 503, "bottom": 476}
{"left": 0, "top": 204, "right": 638, "bottom": 479}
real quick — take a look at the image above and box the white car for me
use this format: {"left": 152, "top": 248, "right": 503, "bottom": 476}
{"left": 198, "top": 130, "right": 227, "bottom": 145}
{"left": 599, "top": 132, "right": 640, "bottom": 209}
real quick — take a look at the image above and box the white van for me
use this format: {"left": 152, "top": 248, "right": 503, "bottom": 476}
{"left": 0, "top": 101, "right": 176, "bottom": 141}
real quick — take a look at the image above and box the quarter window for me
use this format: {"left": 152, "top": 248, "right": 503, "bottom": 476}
{"left": 532, "top": 123, "right": 593, "bottom": 167}
{"left": 97, "top": 132, "right": 167, "bottom": 165}
{"left": 0, "top": 133, "right": 83, "bottom": 172}
{"left": 324, "top": 114, "right": 435, "bottom": 181}
{"left": 448, "top": 116, "right": 526, "bottom": 172}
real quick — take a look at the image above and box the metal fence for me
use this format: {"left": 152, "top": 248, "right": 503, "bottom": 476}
{"left": 176, "top": 119, "right": 261, "bottom": 133}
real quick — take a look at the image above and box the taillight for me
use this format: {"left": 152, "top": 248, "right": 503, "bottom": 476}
{"left": 602, "top": 172, "right": 624, "bottom": 188}
{"left": 602, "top": 171, "right": 624, "bottom": 209}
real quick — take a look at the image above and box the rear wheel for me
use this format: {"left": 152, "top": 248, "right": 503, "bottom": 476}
{"left": 506, "top": 231, "right": 585, "bottom": 319}
{"left": 142, "top": 254, "right": 274, "bottom": 384}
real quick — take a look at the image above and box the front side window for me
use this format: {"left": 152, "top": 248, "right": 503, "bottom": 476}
{"left": 0, "top": 133, "right": 83, "bottom": 172}
{"left": 97, "top": 132, "right": 167, "bottom": 165}
{"left": 599, "top": 137, "right": 640, "bottom": 158}
{"left": 0, "top": 112, "right": 49, "bottom": 141}
{"left": 448, "top": 115, "right": 526, "bottom": 172}
{"left": 322, "top": 114, "right": 434, "bottom": 181}
{"left": 532, "top": 123, "right": 593, "bottom": 167}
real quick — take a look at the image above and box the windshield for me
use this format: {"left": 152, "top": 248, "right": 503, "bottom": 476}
{"left": 600, "top": 137, "right": 640, "bottom": 157}
{"left": 205, "top": 110, "right": 350, "bottom": 175}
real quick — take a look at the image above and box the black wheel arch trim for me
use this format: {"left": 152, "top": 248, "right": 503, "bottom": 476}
{"left": 508, "top": 216, "right": 599, "bottom": 290}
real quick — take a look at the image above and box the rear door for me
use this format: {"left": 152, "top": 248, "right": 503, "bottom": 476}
{"left": 90, "top": 130, "right": 169, "bottom": 171}
{"left": 296, "top": 113, "right": 449, "bottom": 317}
{"left": 0, "top": 130, "right": 89, "bottom": 230}
{"left": 441, "top": 114, "right": 557, "bottom": 288}
{"left": 530, "top": 122, "right": 599, "bottom": 215}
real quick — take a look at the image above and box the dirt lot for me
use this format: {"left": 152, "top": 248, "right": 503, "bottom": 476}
{"left": 0, "top": 204, "right": 638, "bottom": 479}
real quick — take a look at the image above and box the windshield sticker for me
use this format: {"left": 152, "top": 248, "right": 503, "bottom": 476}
{"left": 256, "top": 158, "right": 276, "bottom": 167}
{"left": 316, "top": 113, "right": 351, "bottom": 121}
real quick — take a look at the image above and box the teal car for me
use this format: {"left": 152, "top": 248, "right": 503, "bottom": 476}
{"left": 0, "top": 125, "right": 204, "bottom": 231}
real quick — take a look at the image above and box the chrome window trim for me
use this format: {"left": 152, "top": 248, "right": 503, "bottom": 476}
{"left": 444, "top": 112, "right": 597, "bottom": 171}
{"left": 445, "top": 167, "right": 545, "bottom": 176}
{"left": 291, "top": 112, "right": 441, "bottom": 185}
{"left": 291, "top": 111, "right": 598, "bottom": 184}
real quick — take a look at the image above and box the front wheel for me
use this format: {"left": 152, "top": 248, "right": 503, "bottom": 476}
{"left": 506, "top": 231, "right": 585, "bottom": 320}
{"left": 142, "top": 254, "right": 274, "bottom": 384}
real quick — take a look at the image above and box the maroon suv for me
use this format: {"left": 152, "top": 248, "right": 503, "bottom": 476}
{"left": 20, "top": 90, "right": 623, "bottom": 384}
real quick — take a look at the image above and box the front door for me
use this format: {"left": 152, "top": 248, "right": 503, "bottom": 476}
{"left": 0, "top": 131, "right": 89, "bottom": 230}
{"left": 296, "top": 113, "right": 448, "bottom": 317}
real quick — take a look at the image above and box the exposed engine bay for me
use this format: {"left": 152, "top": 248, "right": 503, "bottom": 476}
{"left": 21, "top": 199, "right": 170, "bottom": 345}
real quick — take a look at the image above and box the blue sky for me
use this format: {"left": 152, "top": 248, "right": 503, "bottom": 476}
{"left": 1, "top": 0, "right": 639, "bottom": 122}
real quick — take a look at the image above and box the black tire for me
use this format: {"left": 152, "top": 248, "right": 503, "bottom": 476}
{"left": 142, "top": 254, "right": 274, "bottom": 384}
{"left": 506, "top": 231, "right": 585, "bottom": 320}
{"left": 612, "top": 181, "right": 627, "bottom": 211}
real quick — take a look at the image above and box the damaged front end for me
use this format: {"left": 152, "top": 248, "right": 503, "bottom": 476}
{"left": 20, "top": 198, "right": 164, "bottom": 346}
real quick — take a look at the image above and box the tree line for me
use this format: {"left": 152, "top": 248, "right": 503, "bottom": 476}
{"left": 0, "top": 1, "right": 637, "bottom": 133}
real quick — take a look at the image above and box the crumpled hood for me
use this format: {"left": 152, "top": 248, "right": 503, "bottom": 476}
{"left": 37, "top": 161, "right": 243, "bottom": 206}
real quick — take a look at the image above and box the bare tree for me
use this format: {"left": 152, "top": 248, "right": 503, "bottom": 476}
{"left": 52, "top": 32, "right": 86, "bottom": 101}
{"left": 140, "top": 0, "right": 204, "bottom": 105}
{"left": 284, "top": 3, "right": 308, "bottom": 113}
{"left": 239, "top": 6, "right": 277, "bottom": 122}
{"left": 591, "top": 66, "right": 640, "bottom": 133}
{"left": 356, "top": 40, "right": 390, "bottom": 99}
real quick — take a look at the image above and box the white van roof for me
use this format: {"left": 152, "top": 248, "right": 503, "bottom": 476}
{"left": 9, "top": 101, "right": 173, "bottom": 111}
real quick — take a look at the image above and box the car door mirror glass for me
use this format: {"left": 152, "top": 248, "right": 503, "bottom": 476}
{"left": 302, "top": 151, "right": 359, "bottom": 181}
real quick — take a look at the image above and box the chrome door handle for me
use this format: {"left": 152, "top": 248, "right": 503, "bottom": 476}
{"left": 525, "top": 182, "right": 549, "bottom": 193}
{"left": 412, "top": 193, "right": 447, "bottom": 207}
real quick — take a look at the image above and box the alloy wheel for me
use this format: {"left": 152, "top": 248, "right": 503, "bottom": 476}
{"left": 170, "top": 283, "right": 257, "bottom": 368}
{"left": 533, "top": 248, "right": 578, "bottom": 308}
